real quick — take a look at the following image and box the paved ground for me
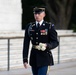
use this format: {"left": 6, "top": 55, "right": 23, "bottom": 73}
{"left": 0, "top": 61, "right": 76, "bottom": 75}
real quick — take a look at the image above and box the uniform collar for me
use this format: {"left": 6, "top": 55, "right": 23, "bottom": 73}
{"left": 36, "top": 20, "right": 44, "bottom": 26}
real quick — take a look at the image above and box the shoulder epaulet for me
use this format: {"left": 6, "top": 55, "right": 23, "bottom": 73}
{"left": 45, "top": 21, "right": 49, "bottom": 24}
{"left": 48, "top": 22, "right": 52, "bottom": 29}
{"left": 29, "top": 22, "right": 35, "bottom": 27}
{"left": 45, "top": 21, "right": 48, "bottom": 23}
{"left": 49, "top": 22, "right": 55, "bottom": 29}
{"left": 48, "top": 22, "right": 52, "bottom": 25}
{"left": 45, "top": 21, "right": 51, "bottom": 25}
{"left": 45, "top": 21, "right": 52, "bottom": 29}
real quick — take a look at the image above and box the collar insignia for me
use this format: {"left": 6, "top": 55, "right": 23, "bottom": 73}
{"left": 43, "top": 23, "right": 45, "bottom": 26}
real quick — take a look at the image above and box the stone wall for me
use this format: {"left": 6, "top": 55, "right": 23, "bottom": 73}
{"left": 0, "top": 30, "right": 76, "bottom": 70}
{"left": 0, "top": 0, "right": 22, "bottom": 30}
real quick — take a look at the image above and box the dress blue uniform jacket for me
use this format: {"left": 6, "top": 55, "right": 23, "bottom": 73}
{"left": 23, "top": 21, "right": 59, "bottom": 67}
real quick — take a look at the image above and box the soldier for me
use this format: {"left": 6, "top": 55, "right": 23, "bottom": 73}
{"left": 23, "top": 6, "right": 59, "bottom": 75}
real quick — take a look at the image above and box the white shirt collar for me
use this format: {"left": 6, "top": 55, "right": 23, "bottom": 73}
{"left": 36, "top": 20, "right": 44, "bottom": 26}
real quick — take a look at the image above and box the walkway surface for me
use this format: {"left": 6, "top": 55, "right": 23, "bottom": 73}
{"left": 0, "top": 61, "right": 76, "bottom": 75}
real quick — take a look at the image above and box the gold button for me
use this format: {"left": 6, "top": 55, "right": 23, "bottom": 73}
{"left": 36, "top": 33, "right": 38, "bottom": 35}
{"left": 36, "top": 42, "right": 38, "bottom": 44}
{"left": 31, "top": 37, "right": 33, "bottom": 40}
{"left": 36, "top": 37, "right": 38, "bottom": 39}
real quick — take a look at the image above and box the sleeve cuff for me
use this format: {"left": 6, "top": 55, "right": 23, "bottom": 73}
{"left": 46, "top": 43, "right": 52, "bottom": 50}
{"left": 23, "top": 58, "right": 28, "bottom": 63}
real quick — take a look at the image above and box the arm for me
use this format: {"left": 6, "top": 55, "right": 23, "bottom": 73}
{"left": 46, "top": 24, "right": 59, "bottom": 50}
{"left": 23, "top": 24, "right": 30, "bottom": 64}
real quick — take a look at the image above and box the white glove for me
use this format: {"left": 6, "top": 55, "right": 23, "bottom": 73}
{"left": 35, "top": 45, "right": 41, "bottom": 50}
{"left": 39, "top": 43, "right": 46, "bottom": 51}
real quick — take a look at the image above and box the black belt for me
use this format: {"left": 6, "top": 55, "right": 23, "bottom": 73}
{"left": 32, "top": 45, "right": 39, "bottom": 49}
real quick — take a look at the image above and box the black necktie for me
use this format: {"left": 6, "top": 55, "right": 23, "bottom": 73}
{"left": 37, "top": 23, "right": 40, "bottom": 29}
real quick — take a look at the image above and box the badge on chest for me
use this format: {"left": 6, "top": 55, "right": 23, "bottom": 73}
{"left": 40, "top": 29, "right": 48, "bottom": 35}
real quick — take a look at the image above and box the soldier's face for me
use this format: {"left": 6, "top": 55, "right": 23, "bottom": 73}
{"left": 34, "top": 12, "right": 45, "bottom": 22}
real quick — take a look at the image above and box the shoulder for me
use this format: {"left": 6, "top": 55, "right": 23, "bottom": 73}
{"left": 45, "top": 21, "right": 55, "bottom": 28}
{"left": 26, "top": 22, "right": 35, "bottom": 28}
{"left": 29, "top": 22, "right": 35, "bottom": 25}
{"left": 28, "top": 22, "right": 35, "bottom": 27}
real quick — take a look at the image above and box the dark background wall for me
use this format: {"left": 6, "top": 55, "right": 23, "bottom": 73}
{"left": 21, "top": 0, "right": 49, "bottom": 29}
{"left": 21, "top": 0, "right": 76, "bottom": 31}
{"left": 69, "top": 3, "right": 76, "bottom": 32}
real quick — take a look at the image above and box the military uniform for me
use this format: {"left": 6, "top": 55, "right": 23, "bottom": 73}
{"left": 23, "top": 21, "right": 59, "bottom": 67}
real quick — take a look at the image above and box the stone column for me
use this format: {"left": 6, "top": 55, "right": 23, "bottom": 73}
{"left": 0, "top": 0, "right": 22, "bottom": 30}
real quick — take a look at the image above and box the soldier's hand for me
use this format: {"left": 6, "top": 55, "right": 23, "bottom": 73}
{"left": 24, "top": 62, "right": 29, "bottom": 69}
{"left": 39, "top": 43, "right": 47, "bottom": 51}
{"left": 35, "top": 45, "right": 41, "bottom": 50}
